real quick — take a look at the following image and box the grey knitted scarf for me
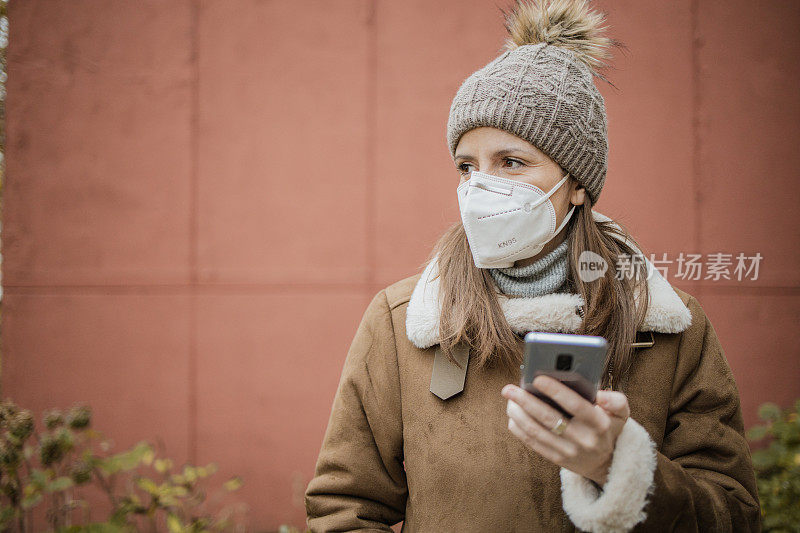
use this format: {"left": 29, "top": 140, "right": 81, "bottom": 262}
{"left": 488, "top": 239, "right": 570, "bottom": 298}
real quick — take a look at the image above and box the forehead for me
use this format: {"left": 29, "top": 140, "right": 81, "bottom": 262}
{"left": 456, "top": 127, "right": 542, "bottom": 155}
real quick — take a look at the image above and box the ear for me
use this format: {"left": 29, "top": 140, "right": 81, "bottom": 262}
{"left": 569, "top": 178, "right": 586, "bottom": 206}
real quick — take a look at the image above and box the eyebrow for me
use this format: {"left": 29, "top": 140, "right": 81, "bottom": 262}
{"left": 454, "top": 148, "right": 536, "bottom": 162}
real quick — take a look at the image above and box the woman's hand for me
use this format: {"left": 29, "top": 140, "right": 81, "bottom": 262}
{"left": 501, "top": 375, "right": 629, "bottom": 487}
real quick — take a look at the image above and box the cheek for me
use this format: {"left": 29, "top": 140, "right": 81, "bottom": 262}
{"left": 509, "top": 170, "right": 542, "bottom": 186}
{"left": 555, "top": 187, "right": 575, "bottom": 211}
{"left": 511, "top": 165, "right": 559, "bottom": 189}
{"left": 548, "top": 192, "right": 573, "bottom": 223}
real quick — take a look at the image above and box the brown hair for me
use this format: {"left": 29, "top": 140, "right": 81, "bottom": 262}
{"left": 430, "top": 192, "right": 649, "bottom": 391}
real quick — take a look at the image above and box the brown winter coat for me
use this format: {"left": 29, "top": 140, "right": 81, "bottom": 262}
{"left": 304, "top": 221, "right": 760, "bottom": 532}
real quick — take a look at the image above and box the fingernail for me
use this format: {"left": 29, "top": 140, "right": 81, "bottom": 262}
{"left": 502, "top": 385, "right": 513, "bottom": 396}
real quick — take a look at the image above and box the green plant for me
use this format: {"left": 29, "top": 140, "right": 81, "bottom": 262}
{"left": 0, "top": 398, "right": 247, "bottom": 532}
{"left": 746, "top": 399, "right": 800, "bottom": 532}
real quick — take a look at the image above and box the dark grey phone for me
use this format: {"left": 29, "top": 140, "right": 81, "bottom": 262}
{"left": 520, "top": 332, "right": 608, "bottom": 418}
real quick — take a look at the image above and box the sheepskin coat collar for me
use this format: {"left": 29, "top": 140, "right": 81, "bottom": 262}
{"left": 406, "top": 210, "right": 692, "bottom": 349}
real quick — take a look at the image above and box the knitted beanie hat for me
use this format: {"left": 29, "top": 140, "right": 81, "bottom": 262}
{"left": 446, "top": 0, "right": 622, "bottom": 203}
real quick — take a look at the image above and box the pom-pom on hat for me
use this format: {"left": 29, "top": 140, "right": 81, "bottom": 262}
{"left": 446, "top": 0, "right": 624, "bottom": 203}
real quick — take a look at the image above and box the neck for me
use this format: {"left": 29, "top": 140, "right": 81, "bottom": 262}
{"left": 488, "top": 238, "right": 570, "bottom": 298}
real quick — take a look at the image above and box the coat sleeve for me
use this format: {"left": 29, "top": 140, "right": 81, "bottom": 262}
{"left": 560, "top": 295, "right": 761, "bottom": 533}
{"left": 304, "top": 290, "right": 408, "bottom": 532}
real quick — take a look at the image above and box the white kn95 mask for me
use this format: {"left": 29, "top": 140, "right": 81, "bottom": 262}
{"left": 456, "top": 170, "right": 576, "bottom": 269}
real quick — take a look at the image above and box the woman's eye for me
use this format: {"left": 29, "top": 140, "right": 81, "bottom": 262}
{"left": 457, "top": 163, "right": 473, "bottom": 175}
{"left": 503, "top": 158, "right": 523, "bottom": 169}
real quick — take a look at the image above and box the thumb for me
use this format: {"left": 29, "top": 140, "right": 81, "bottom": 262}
{"left": 595, "top": 390, "right": 630, "bottom": 419}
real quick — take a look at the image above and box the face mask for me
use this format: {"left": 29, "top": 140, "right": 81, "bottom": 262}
{"left": 456, "top": 170, "right": 576, "bottom": 269}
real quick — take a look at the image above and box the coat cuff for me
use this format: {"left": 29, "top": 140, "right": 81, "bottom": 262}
{"left": 559, "top": 417, "right": 657, "bottom": 533}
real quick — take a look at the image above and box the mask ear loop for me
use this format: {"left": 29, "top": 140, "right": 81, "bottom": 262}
{"left": 552, "top": 203, "right": 576, "bottom": 237}
{"left": 526, "top": 172, "right": 572, "bottom": 210}
{"left": 535, "top": 172, "right": 576, "bottom": 237}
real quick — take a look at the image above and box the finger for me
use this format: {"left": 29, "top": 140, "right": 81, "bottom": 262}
{"left": 504, "top": 384, "right": 573, "bottom": 436}
{"left": 506, "top": 399, "right": 577, "bottom": 459}
{"left": 595, "top": 390, "right": 630, "bottom": 419}
{"left": 532, "top": 375, "right": 604, "bottom": 427}
{"left": 508, "top": 410, "right": 575, "bottom": 464}
{"left": 508, "top": 418, "right": 564, "bottom": 464}
{"left": 506, "top": 393, "right": 606, "bottom": 455}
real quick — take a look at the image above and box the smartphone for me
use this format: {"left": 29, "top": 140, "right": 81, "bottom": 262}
{"left": 520, "top": 332, "right": 608, "bottom": 418}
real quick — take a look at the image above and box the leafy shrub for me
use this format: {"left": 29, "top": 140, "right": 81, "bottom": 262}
{"left": 0, "top": 398, "right": 247, "bottom": 532}
{"left": 746, "top": 399, "right": 800, "bottom": 532}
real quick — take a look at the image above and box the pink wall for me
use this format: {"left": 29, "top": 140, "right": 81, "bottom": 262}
{"left": 3, "top": 1, "right": 799, "bottom": 530}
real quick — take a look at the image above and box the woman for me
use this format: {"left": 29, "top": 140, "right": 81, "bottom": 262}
{"left": 304, "top": 1, "right": 760, "bottom": 531}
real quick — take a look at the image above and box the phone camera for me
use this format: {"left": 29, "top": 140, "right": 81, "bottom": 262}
{"left": 555, "top": 354, "right": 573, "bottom": 371}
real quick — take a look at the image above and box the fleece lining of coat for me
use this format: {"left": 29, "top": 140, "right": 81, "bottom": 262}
{"left": 560, "top": 417, "right": 658, "bottom": 533}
